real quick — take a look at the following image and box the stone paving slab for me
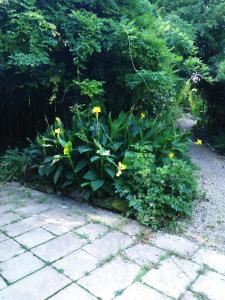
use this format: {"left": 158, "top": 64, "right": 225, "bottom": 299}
{"left": 0, "top": 203, "right": 17, "bottom": 215}
{"left": 15, "top": 227, "right": 54, "bottom": 249}
{"left": 39, "top": 209, "right": 87, "bottom": 235}
{"left": 142, "top": 256, "right": 200, "bottom": 299}
{"left": 31, "top": 232, "right": 87, "bottom": 262}
{"left": 83, "top": 231, "right": 134, "bottom": 260}
{"left": 75, "top": 223, "right": 108, "bottom": 241}
{"left": 192, "top": 271, "right": 225, "bottom": 300}
{"left": 1, "top": 183, "right": 225, "bottom": 300}
{"left": 78, "top": 258, "right": 140, "bottom": 300}
{"left": 0, "top": 232, "right": 8, "bottom": 243}
{"left": 0, "top": 267, "right": 70, "bottom": 300}
{"left": 120, "top": 220, "right": 143, "bottom": 236}
{"left": 2, "top": 215, "right": 42, "bottom": 237}
{"left": 0, "top": 277, "right": 6, "bottom": 290}
{"left": 0, "top": 212, "right": 21, "bottom": 226}
{"left": 192, "top": 247, "right": 225, "bottom": 275}
{"left": 87, "top": 209, "right": 124, "bottom": 227}
{"left": 53, "top": 249, "right": 98, "bottom": 280}
{"left": 114, "top": 282, "right": 169, "bottom": 300}
{"left": 152, "top": 233, "right": 199, "bottom": 257}
{"left": 14, "top": 203, "right": 52, "bottom": 218}
{"left": 50, "top": 283, "right": 97, "bottom": 300}
{"left": 0, "top": 252, "right": 44, "bottom": 283}
{"left": 180, "top": 291, "right": 197, "bottom": 300}
{"left": 125, "top": 243, "right": 166, "bottom": 266}
{"left": 0, "top": 239, "right": 24, "bottom": 262}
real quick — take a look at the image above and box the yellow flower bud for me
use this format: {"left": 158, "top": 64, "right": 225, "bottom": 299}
{"left": 92, "top": 106, "right": 101, "bottom": 117}
{"left": 168, "top": 152, "right": 175, "bottom": 159}
{"left": 195, "top": 139, "right": 203, "bottom": 145}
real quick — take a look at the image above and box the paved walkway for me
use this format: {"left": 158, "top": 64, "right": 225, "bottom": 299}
{"left": 0, "top": 183, "right": 225, "bottom": 300}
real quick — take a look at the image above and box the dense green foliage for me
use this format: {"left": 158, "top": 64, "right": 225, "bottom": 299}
{"left": 2, "top": 0, "right": 220, "bottom": 227}
{"left": 0, "top": 105, "right": 197, "bottom": 227}
{"left": 0, "top": 0, "right": 209, "bottom": 147}
{"left": 154, "top": 0, "right": 225, "bottom": 135}
{"left": 115, "top": 147, "right": 197, "bottom": 228}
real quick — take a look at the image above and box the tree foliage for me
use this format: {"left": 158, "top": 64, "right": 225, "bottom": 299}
{"left": 0, "top": 0, "right": 207, "bottom": 147}
{"left": 154, "top": 0, "right": 225, "bottom": 134}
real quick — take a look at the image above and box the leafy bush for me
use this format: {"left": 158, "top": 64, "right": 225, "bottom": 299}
{"left": 0, "top": 105, "right": 197, "bottom": 228}
{"left": 0, "top": 149, "right": 30, "bottom": 181}
{"left": 23, "top": 105, "right": 190, "bottom": 196}
{"left": 0, "top": 0, "right": 208, "bottom": 148}
{"left": 115, "top": 146, "right": 198, "bottom": 228}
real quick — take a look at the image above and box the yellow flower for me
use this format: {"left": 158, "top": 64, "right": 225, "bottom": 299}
{"left": 140, "top": 112, "right": 145, "bottom": 119}
{"left": 168, "top": 152, "right": 175, "bottom": 159}
{"left": 116, "top": 161, "right": 127, "bottom": 177}
{"left": 195, "top": 139, "right": 203, "bottom": 145}
{"left": 63, "top": 141, "right": 72, "bottom": 156}
{"left": 92, "top": 106, "right": 101, "bottom": 117}
{"left": 116, "top": 169, "right": 122, "bottom": 177}
{"left": 55, "top": 128, "right": 61, "bottom": 135}
{"left": 63, "top": 147, "right": 70, "bottom": 156}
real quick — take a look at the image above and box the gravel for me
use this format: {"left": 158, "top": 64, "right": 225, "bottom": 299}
{"left": 178, "top": 115, "right": 225, "bottom": 254}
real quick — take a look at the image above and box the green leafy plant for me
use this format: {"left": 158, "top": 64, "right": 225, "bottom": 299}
{"left": 115, "top": 146, "right": 198, "bottom": 228}
{"left": 0, "top": 149, "right": 31, "bottom": 181}
{"left": 25, "top": 105, "right": 190, "bottom": 196}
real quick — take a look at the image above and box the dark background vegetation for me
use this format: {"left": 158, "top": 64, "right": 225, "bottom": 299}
{"left": 0, "top": 0, "right": 224, "bottom": 149}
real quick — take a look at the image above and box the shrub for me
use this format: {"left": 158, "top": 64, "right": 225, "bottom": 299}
{"left": 0, "top": 106, "right": 197, "bottom": 228}
{"left": 0, "top": 149, "right": 30, "bottom": 181}
{"left": 24, "top": 105, "right": 190, "bottom": 196}
{"left": 115, "top": 146, "right": 198, "bottom": 228}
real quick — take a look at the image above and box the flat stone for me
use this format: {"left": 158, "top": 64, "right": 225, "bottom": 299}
{"left": 32, "top": 232, "right": 87, "bottom": 262}
{"left": 2, "top": 216, "right": 41, "bottom": 237}
{"left": 0, "top": 239, "right": 24, "bottom": 262}
{"left": 53, "top": 249, "right": 98, "bottom": 280}
{"left": 192, "top": 271, "right": 225, "bottom": 300}
{"left": 0, "top": 212, "right": 21, "bottom": 226}
{"left": 142, "top": 256, "right": 200, "bottom": 299}
{"left": 83, "top": 231, "right": 133, "bottom": 260}
{"left": 87, "top": 209, "right": 124, "bottom": 227}
{"left": 0, "top": 233, "right": 8, "bottom": 243}
{"left": 78, "top": 258, "right": 139, "bottom": 300}
{"left": 15, "top": 228, "right": 54, "bottom": 249}
{"left": 114, "top": 282, "right": 169, "bottom": 300}
{"left": 0, "top": 277, "right": 6, "bottom": 290}
{"left": 15, "top": 203, "right": 51, "bottom": 217}
{"left": 75, "top": 223, "right": 108, "bottom": 241}
{"left": 39, "top": 210, "right": 86, "bottom": 235}
{"left": 193, "top": 248, "right": 225, "bottom": 274}
{"left": 180, "top": 291, "right": 197, "bottom": 300}
{"left": 125, "top": 243, "right": 165, "bottom": 266}
{"left": 0, "top": 267, "right": 70, "bottom": 300}
{"left": 0, "top": 252, "right": 44, "bottom": 283}
{"left": 152, "top": 233, "right": 198, "bottom": 257}
{"left": 0, "top": 203, "right": 17, "bottom": 215}
{"left": 121, "top": 220, "right": 143, "bottom": 236}
{"left": 50, "top": 283, "right": 97, "bottom": 299}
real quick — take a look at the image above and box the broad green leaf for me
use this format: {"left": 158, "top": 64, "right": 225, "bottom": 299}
{"left": 77, "top": 145, "right": 93, "bottom": 153}
{"left": 91, "top": 179, "right": 104, "bottom": 191}
{"left": 83, "top": 169, "right": 98, "bottom": 181}
{"left": 90, "top": 155, "right": 100, "bottom": 163}
{"left": 104, "top": 166, "right": 115, "bottom": 178}
{"left": 44, "top": 156, "right": 53, "bottom": 163}
{"left": 75, "top": 159, "right": 88, "bottom": 173}
{"left": 53, "top": 164, "right": 63, "bottom": 184}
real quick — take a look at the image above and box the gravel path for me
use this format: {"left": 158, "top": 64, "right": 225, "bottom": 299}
{"left": 178, "top": 115, "right": 225, "bottom": 253}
